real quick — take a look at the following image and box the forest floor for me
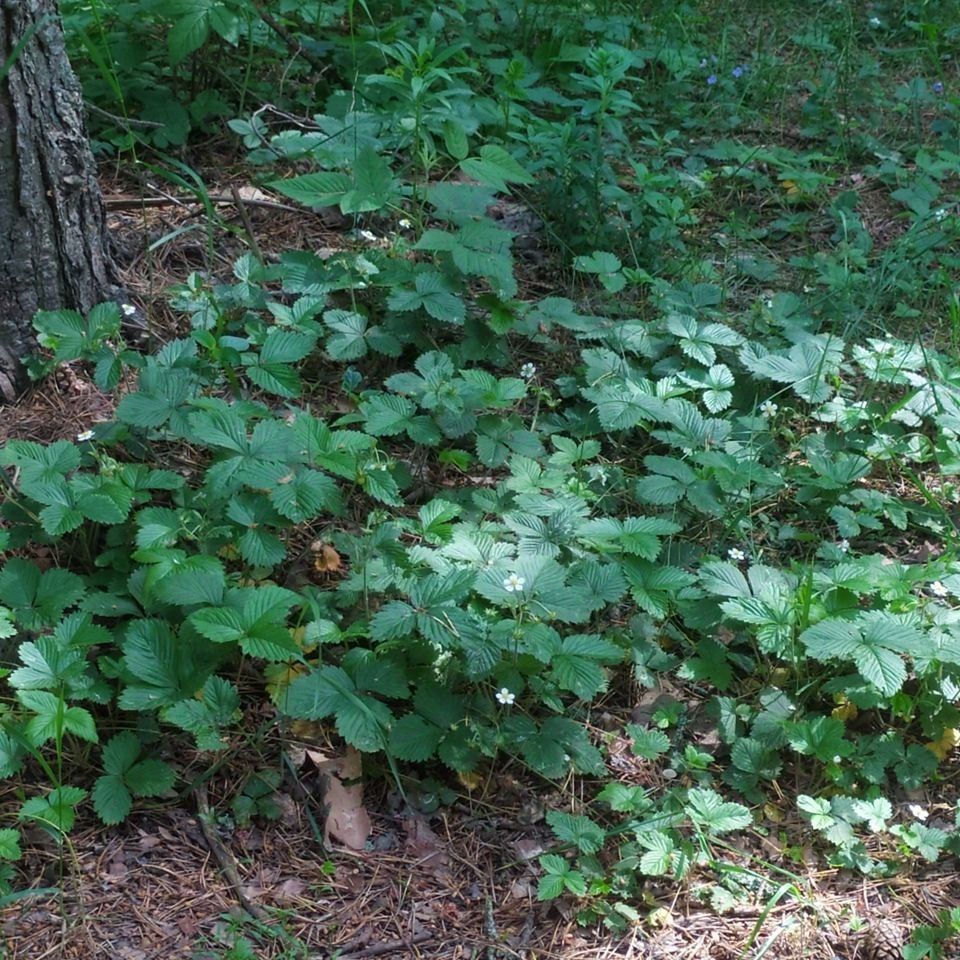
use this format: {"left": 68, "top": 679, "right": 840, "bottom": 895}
{"left": 1, "top": 762, "right": 956, "bottom": 960}
{"left": 1, "top": 167, "right": 957, "bottom": 960}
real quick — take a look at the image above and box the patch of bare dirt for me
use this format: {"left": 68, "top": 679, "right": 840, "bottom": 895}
{"left": 0, "top": 366, "right": 117, "bottom": 447}
{"left": 1, "top": 760, "right": 953, "bottom": 960}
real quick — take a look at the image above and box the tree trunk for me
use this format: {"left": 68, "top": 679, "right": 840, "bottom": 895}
{"left": 0, "top": 0, "right": 116, "bottom": 401}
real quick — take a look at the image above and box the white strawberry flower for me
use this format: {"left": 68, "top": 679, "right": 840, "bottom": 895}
{"left": 931, "top": 581, "right": 949, "bottom": 598}
{"left": 76, "top": 430, "right": 95, "bottom": 442}
{"left": 728, "top": 547, "right": 746, "bottom": 562}
{"left": 495, "top": 688, "right": 516, "bottom": 705}
{"left": 502, "top": 573, "right": 526, "bottom": 592}
{"left": 121, "top": 303, "right": 136, "bottom": 317}
{"left": 520, "top": 362, "right": 537, "bottom": 379}
{"left": 759, "top": 400, "right": 778, "bottom": 418}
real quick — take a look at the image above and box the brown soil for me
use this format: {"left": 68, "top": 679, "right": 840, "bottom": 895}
{"left": 1, "top": 743, "right": 954, "bottom": 960}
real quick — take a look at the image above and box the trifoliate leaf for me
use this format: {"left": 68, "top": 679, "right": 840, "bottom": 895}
{"left": 92, "top": 774, "right": 133, "bottom": 826}
{"left": 685, "top": 788, "right": 752, "bottom": 834}
{"left": 545, "top": 810, "right": 605, "bottom": 854}
{"left": 627, "top": 726, "right": 671, "bottom": 760}
{"left": 125, "top": 759, "right": 176, "bottom": 797}
{"left": 388, "top": 714, "right": 443, "bottom": 762}
{"left": 459, "top": 145, "right": 534, "bottom": 191}
{"left": 637, "top": 832, "right": 675, "bottom": 875}
{"left": 101, "top": 731, "right": 141, "bottom": 776}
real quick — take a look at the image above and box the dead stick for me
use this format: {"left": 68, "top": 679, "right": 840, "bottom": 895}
{"left": 194, "top": 784, "right": 269, "bottom": 922}
{"left": 252, "top": 3, "right": 328, "bottom": 74}
{"left": 338, "top": 933, "right": 432, "bottom": 959}
{"left": 105, "top": 194, "right": 299, "bottom": 213}
{"left": 84, "top": 101, "right": 165, "bottom": 130}
{"left": 231, "top": 184, "right": 264, "bottom": 263}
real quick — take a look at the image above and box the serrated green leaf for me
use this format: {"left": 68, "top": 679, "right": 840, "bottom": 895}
{"left": 627, "top": 726, "right": 671, "bottom": 759}
{"left": 125, "top": 759, "right": 176, "bottom": 797}
{"left": 102, "top": 731, "right": 141, "bottom": 777}
{"left": 785, "top": 715, "right": 853, "bottom": 763}
{"left": 150, "top": 554, "right": 226, "bottom": 607}
{"left": 637, "top": 832, "right": 675, "bottom": 875}
{"left": 258, "top": 330, "right": 316, "bottom": 365}
{"left": 269, "top": 469, "right": 340, "bottom": 522}
{"left": 685, "top": 787, "right": 751, "bottom": 834}
{"left": 19, "top": 691, "right": 98, "bottom": 745}
{"left": 0, "top": 560, "right": 86, "bottom": 630}
{"left": 700, "top": 561, "right": 752, "bottom": 598}
{"left": 324, "top": 310, "right": 369, "bottom": 360}
{"left": 537, "top": 871, "right": 567, "bottom": 900}
{"left": 92, "top": 774, "right": 132, "bottom": 825}
{"left": 20, "top": 786, "right": 87, "bottom": 835}
{"left": 10, "top": 637, "right": 85, "bottom": 691}
{"left": 545, "top": 810, "right": 605, "bottom": 853}
{"left": 852, "top": 797, "right": 892, "bottom": 832}
{"left": 163, "top": 676, "right": 239, "bottom": 750}
{"left": 268, "top": 171, "right": 352, "bottom": 207}
{"left": 0, "top": 828, "right": 21, "bottom": 861}
{"left": 168, "top": 7, "right": 210, "bottom": 64}
{"left": 388, "top": 714, "right": 442, "bottom": 762}
{"left": 460, "top": 145, "right": 533, "bottom": 191}
{"left": 361, "top": 393, "right": 416, "bottom": 436}
{"left": 340, "top": 146, "right": 399, "bottom": 213}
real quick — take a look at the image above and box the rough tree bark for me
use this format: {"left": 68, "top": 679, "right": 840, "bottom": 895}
{"left": 0, "top": 0, "right": 116, "bottom": 401}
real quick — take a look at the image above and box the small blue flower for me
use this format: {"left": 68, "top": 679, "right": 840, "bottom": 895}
{"left": 933, "top": 80, "right": 945, "bottom": 94}
{"left": 707, "top": 74, "right": 718, "bottom": 86}
{"left": 732, "top": 65, "right": 744, "bottom": 79}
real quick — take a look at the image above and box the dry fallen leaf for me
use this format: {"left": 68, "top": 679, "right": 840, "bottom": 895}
{"left": 104, "top": 858, "right": 129, "bottom": 883}
{"left": 513, "top": 838, "right": 544, "bottom": 860}
{"left": 317, "top": 747, "right": 371, "bottom": 851}
{"left": 264, "top": 661, "right": 308, "bottom": 702}
{"left": 274, "top": 877, "right": 308, "bottom": 904}
{"left": 402, "top": 816, "right": 451, "bottom": 879}
{"left": 304, "top": 747, "right": 332, "bottom": 765}
{"left": 926, "top": 727, "right": 960, "bottom": 760}
{"left": 311, "top": 541, "right": 342, "bottom": 573}
{"left": 233, "top": 185, "right": 272, "bottom": 203}
{"left": 457, "top": 769, "right": 482, "bottom": 791}
{"left": 289, "top": 718, "right": 326, "bottom": 741}
{"left": 510, "top": 877, "right": 536, "bottom": 899}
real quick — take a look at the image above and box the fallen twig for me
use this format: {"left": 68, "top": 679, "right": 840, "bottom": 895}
{"left": 194, "top": 783, "right": 269, "bottom": 922}
{"left": 337, "top": 932, "right": 432, "bottom": 958}
{"left": 252, "top": 2, "right": 329, "bottom": 74}
{"left": 84, "top": 101, "right": 165, "bottom": 130}
{"left": 105, "top": 194, "right": 299, "bottom": 213}
{"left": 231, "top": 184, "right": 264, "bottom": 263}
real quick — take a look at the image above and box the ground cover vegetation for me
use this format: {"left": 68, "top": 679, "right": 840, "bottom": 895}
{"left": 2, "top": 0, "right": 960, "bottom": 954}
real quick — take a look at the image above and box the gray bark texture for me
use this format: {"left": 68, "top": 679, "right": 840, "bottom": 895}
{"left": 0, "top": 0, "right": 115, "bottom": 401}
